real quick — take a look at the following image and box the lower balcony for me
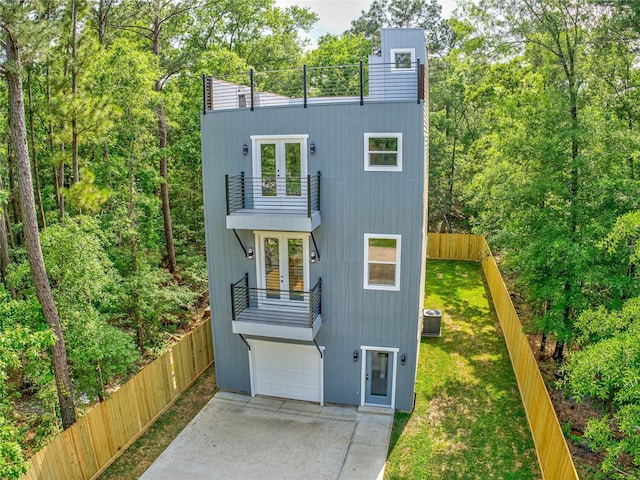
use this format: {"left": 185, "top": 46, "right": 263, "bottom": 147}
{"left": 230, "top": 274, "right": 322, "bottom": 341}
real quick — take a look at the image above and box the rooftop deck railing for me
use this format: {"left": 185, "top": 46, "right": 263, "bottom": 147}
{"left": 231, "top": 273, "right": 322, "bottom": 329}
{"left": 203, "top": 61, "right": 425, "bottom": 112}
{"left": 225, "top": 172, "right": 321, "bottom": 217}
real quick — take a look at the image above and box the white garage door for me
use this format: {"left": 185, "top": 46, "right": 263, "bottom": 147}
{"left": 249, "top": 340, "right": 323, "bottom": 404}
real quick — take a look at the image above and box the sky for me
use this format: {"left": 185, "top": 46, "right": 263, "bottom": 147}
{"left": 274, "top": 0, "right": 458, "bottom": 46}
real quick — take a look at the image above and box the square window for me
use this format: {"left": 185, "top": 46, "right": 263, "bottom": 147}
{"left": 364, "top": 234, "right": 401, "bottom": 291}
{"left": 364, "top": 133, "right": 402, "bottom": 171}
{"left": 390, "top": 48, "right": 415, "bottom": 71}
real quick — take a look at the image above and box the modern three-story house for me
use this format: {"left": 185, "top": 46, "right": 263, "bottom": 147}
{"left": 201, "top": 29, "right": 428, "bottom": 411}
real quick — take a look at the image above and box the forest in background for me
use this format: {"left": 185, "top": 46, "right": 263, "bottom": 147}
{"left": 1, "top": 0, "right": 640, "bottom": 478}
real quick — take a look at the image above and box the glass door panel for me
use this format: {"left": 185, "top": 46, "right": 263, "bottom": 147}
{"left": 285, "top": 142, "right": 302, "bottom": 197}
{"left": 264, "top": 237, "right": 281, "bottom": 299}
{"left": 288, "top": 239, "right": 304, "bottom": 301}
{"left": 371, "top": 352, "right": 389, "bottom": 396}
{"left": 258, "top": 233, "right": 308, "bottom": 308}
{"left": 253, "top": 138, "right": 306, "bottom": 208}
{"left": 365, "top": 350, "right": 393, "bottom": 406}
{"left": 260, "top": 143, "right": 277, "bottom": 197}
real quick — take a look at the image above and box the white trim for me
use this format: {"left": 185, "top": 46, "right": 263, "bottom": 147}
{"left": 364, "top": 233, "right": 401, "bottom": 291}
{"left": 250, "top": 134, "right": 310, "bottom": 141}
{"left": 360, "top": 346, "right": 399, "bottom": 409}
{"left": 255, "top": 231, "right": 310, "bottom": 294}
{"left": 390, "top": 48, "right": 416, "bottom": 72}
{"left": 249, "top": 343, "right": 256, "bottom": 396}
{"left": 319, "top": 348, "right": 325, "bottom": 406}
{"left": 250, "top": 135, "right": 308, "bottom": 208}
{"left": 364, "top": 133, "right": 402, "bottom": 172}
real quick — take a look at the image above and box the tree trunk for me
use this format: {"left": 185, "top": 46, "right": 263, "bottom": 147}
{"left": 0, "top": 206, "right": 11, "bottom": 289}
{"left": 156, "top": 99, "right": 177, "bottom": 274}
{"left": 7, "top": 140, "right": 20, "bottom": 227}
{"left": 45, "top": 61, "right": 63, "bottom": 219}
{"left": 151, "top": 11, "right": 177, "bottom": 275}
{"left": 71, "top": 0, "right": 79, "bottom": 186}
{"left": 552, "top": 340, "right": 564, "bottom": 362}
{"left": 129, "top": 148, "right": 144, "bottom": 352}
{"left": 447, "top": 133, "right": 457, "bottom": 234}
{"left": 3, "top": 210, "right": 15, "bottom": 251}
{"left": 96, "top": 0, "right": 111, "bottom": 45}
{"left": 58, "top": 154, "right": 65, "bottom": 220}
{"left": 540, "top": 332, "right": 547, "bottom": 353}
{"left": 27, "top": 72, "right": 46, "bottom": 229}
{"left": 5, "top": 34, "right": 77, "bottom": 429}
{"left": 0, "top": 173, "right": 13, "bottom": 296}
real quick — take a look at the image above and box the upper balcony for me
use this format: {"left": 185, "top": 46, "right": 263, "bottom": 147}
{"left": 231, "top": 273, "right": 322, "bottom": 341}
{"left": 225, "top": 172, "right": 321, "bottom": 232}
{"left": 202, "top": 61, "right": 425, "bottom": 112}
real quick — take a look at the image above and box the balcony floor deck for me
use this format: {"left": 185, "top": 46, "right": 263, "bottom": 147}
{"left": 226, "top": 209, "right": 321, "bottom": 232}
{"left": 232, "top": 307, "right": 322, "bottom": 341}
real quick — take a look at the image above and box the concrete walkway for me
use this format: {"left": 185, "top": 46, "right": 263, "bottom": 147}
{"left": 140, "top": 392, "right": 394, "bottom": 480}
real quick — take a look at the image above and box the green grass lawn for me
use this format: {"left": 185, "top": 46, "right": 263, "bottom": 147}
{"left": 385, "top": 260, "right": 542, "bottom": 480}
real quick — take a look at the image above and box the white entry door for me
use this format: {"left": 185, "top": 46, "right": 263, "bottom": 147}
{"left": 361, "top": 346, "right": 398, "bottom": 409}
{"left": 249, "top": 340, "right": 324, "bottom": 404}
{"left": 256, "top": 232, "right": 309, "bottom": 307}
{"left": 251, "top": 135, "right": 308, "bottom": 209}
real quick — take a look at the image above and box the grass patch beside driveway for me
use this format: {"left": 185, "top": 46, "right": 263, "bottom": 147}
{"left": 384, "top": 260, "right": 541, "bottom": 480}
{"left": 98, "top": 364, "right": 217, "bottom": 480}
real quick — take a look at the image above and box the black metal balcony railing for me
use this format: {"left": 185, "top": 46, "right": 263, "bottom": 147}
{"left": 225, "top": 172, "right": 321, "bottom": 218}
{"left": 231, "top": 274, "right": 322, "bottom": 329}
{"left": 203, "top": 61, "right": 425, "bottom": 112}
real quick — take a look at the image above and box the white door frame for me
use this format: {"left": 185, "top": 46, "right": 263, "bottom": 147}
{"left": 254, "top": 231, "right": 310, "bottom": 307}
{"left": 250, "top": 135, "right": 308, "bottom": 207}
{"left": 248, "top": 339, "right": 325, "bottom": 405}
{"left": 360, "top": 345, "right": 399, "bottom": 409}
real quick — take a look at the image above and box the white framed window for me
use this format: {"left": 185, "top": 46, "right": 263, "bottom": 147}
{"left": 364, "top": 133, "right": 402, "bottom": 172}
{"left": 390, "top": 48, "right": 415, "bottom": 71}
{"left": 364, "top": 234, "right": 401, "bottom": 291}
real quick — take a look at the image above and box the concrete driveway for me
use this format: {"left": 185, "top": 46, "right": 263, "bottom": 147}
{"left": 140, "top": 392, "right": 394, "bottom": 480}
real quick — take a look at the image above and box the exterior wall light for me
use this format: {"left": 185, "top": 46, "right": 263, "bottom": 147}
{"left": 310, "top": 251, "right": 317, "bottom": 263}
{"left": 310, "top": 143, "right": 316, "bottom": 155}
{"left": 247, "top": 248, "right": 254, "bottom": 260}
{"left": 243, "top": 144, "right": 248, "bottom": 155}
{"left": 353, "top": 351, "right": 359, "bottom": 362}
{"left": 400, "top": 354, "right": 406, "bottom": 365}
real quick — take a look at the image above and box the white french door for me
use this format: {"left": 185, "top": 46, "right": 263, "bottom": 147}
{"left": 251, "top": 135, "right": 308, "bottom": 209}
{"left": 360, "top": 346, "right": 398, "bottom": 409}
{"left": 256, "top": 232, "right": 309, "bottom": 307}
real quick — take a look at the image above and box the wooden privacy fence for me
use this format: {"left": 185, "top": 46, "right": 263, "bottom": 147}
{"left": 428, "top": 233, "right": 579, "bottom": 480}
{"left": 427, "top": 232, "right": 486, "bottom": 261}
{"left": 22, "top": 319, "right": 214, "bottom": 480}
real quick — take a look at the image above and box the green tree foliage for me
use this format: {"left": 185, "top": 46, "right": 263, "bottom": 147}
{"left": 429, "top": 18, "right": 488, "bottom": 232}
{"left": 8, "top": 218, "right": 140, "bottom": 400}
{"left": 441, "top": 1, "right": 640, "bottom": 474}
{"left": 304, "top": 33, "right": 371, "bottom": 97}
{"left": 563, "top": 299, "right": 640, "bottom": 476}
{"left": 0, "top": 0, "right": 318, "bottom": 460}
{"left": 0, "top": 287, "right": 55, "bottom": 479}
{"left": 349, "top": 0, "right": 452, "bottom": 54}
{"left": 458, "top": 0, "right": 640, "bottom": 364}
